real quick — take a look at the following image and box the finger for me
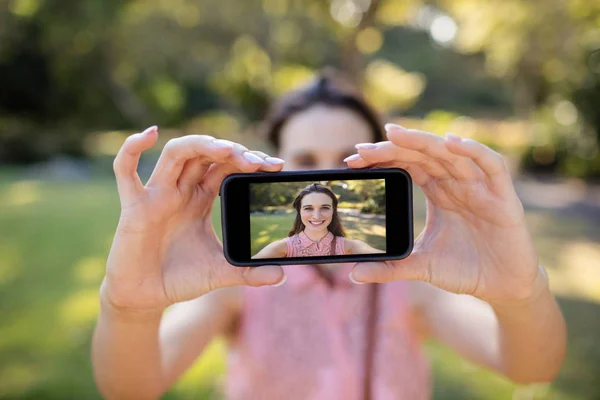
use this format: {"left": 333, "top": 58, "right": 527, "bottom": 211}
{"left": 345, "top": 153, "right": 432, "bottom": 186}
{"left": 198, "top": 150, "right": 285, "bottom": 198}
{"left": 444, "top": 134, "right": 512, "bottom": 190}
{"left": 178, "top": 157, "right": 212, "bottom": 190}
{"left": 355, "top": 141, "right": 452, "bottom": 179}
{"left": 223, "top": 143, "right": 275, "bottom": 173}
{"left": 344, "top": 153, "right": 371, "bottom": 168}
{"left": 401, "top": 164, "right": 431, "bottom": 186}
{"left": 385, "top": 124, "right": 480, "bottom": 181}
{"left": 113, "top": 126, "right": 159, "bottom": 204}
{"left": 147, "top": 136, "right": 235, "bottom": 187}
{"left": 218, "top": 265, "right": 286, "bottom": 288}
{"left": 250, "top": 151, "right": 286, "bottom": 172}
{"left": 200, "top": 163, "right": 245, "bottom": 198}
{"left": 349, "top": 251, "right": 429, "bottom": 284}
{"left": 179, "top": 144, "right": 277, "bottom": 191}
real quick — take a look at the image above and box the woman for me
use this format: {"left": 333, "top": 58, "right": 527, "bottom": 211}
{"left": 92, "top": 71, "right": 566, "bottom": 400}
{"left": 253, "top": 183, "right": 384, "bottom": 259}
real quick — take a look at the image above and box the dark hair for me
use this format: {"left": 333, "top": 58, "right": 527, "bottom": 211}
{"left": 265, "top": 69, "right": 385, "bottom": 149}
{"left": 288, "top": 183, "right": 346, "bottom": 238}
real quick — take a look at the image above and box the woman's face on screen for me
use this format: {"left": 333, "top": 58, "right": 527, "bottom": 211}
{"left": 300, "top": 193, "right": 334, "bottom": 233}
{"left": 277, "top": 104, "right": 372, "bottom": 171}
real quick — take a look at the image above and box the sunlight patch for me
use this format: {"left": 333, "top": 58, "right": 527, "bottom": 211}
{"left": 73, "top": 256, "right": 105, "bottom": 284}
{"left": 267, "top": 223, "right": 280, "bottom": 231}
{"left": 255, "top": 236, "right": 270, "bottom": 246}
{"left": 5, "top": 181, "right": 40, "bottom": 206}
{"left": 172, "top": 338, "right": 227, "bottom": 395}
{"left": 0, "top": 362, "right": 39, "bottom": 396}
{"left": 60, "top": 289, "right": 100, "bottom": 325}
{"left": 548, "top": 242, "right": 600, "bottom": 302}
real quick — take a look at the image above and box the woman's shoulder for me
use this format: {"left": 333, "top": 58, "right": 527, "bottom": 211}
{"left": 340, "top": 236, "right": 355, "bottom": 249}
{"left": 266, "top": 238, "right": 289, "bottom": 254}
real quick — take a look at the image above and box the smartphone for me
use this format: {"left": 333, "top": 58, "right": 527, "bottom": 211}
{"left": 219, "top": 168, "right": 413, "bottom": 266}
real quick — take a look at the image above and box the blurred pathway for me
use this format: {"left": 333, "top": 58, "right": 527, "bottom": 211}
{"left": 515, "top": 176, "right": 600, "bottom": 224}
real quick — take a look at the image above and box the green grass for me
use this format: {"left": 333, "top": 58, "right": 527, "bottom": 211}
{"left": 251, "top": 212, "right": 295, "bottom": 256}
{"left": 1, "top": 175, "right": 600, "bottom": 399}
{"left": 0, "top": 177, "right": 225, "bottom": 399}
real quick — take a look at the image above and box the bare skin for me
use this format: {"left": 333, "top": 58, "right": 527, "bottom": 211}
{"left": 92, "top": 106, "right": 566, "bottom": 399}
{"left": 92, "top": 127, "right": 286, "bottom": 399}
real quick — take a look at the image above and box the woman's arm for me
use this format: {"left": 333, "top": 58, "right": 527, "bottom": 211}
{"left": 413, "top": 276, "right": 565, "bottom": 383}
{"left": 345, "top": 124, "right": 566, "bottom": 383}
{"left": 345, "top": 238, "right": 385, "bottom": 254}
{"left": 93, "top": 287, "right": 240, "bottom": 400}
{"left": 93, "top": 129, "right": 286, "bottom": 399}
{"left": 252, "top": 239, "right": 288, "bottom": 259}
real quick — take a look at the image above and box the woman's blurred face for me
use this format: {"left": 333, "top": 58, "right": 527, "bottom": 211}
{"left": 278, "top": 105, "right": 373, "bottom": 170}
{"left": 300, "top": 192, "right": 333, "bottom": 234}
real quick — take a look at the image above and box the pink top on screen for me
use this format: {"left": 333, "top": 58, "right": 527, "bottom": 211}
{"left": 226, "top": 230, "right": 431, "bottom": 399}
{"left": 286, "top": 231, "right": 345, "bottom": 257}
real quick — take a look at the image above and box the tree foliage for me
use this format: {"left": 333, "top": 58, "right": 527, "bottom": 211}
{"left": 249, "top": 179, "right": 384, "bottom": 214}
{"left": 1, "top": 0, "right": 599, "bottom": 177}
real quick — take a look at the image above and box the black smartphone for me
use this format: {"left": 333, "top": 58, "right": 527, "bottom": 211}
{"left": 219, "top": 168, "right": 413, "bottom": 266}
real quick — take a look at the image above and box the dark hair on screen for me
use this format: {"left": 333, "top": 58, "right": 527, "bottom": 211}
{"left": 265, "top": 69, "right": 385, "bottom": 149}
{"left": 288, "top": 183, "right": 346, "bottom": 238}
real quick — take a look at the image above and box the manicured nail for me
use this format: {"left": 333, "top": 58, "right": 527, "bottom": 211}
{"left": 384, "top": 123, "right": 404, "bottom": 131}
{"left": 142, "top": 126, "right": 158, "bottom": 135}
{"left": 344, "top": 154, "right": 361, "bottom": 162}
{"left": 445, "top": 132, "right": 462, "bottom": 141}
{"left": 355, "top": 143, "right": 377, "bottom": 150}
{"left": 243, "top": 152, "right": 264, "bottom": 164}
{"left": 212, "top": 139, "right": 235, "bottom": 149}
{"left": 265, "top": 156, "right": 285, "bottom": 165}
{"left": 271, "top": 274, "right": 287, "bottom": 287}
{"left": 349, "top": 272, "right": 365, "bottom": 284}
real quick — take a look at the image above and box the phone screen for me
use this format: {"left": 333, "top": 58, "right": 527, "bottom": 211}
{"left": 250, "top": 179, "right": 386, "bottom": 259}
{"left": 220, "top": 168, "right": 412, "bottom": 266}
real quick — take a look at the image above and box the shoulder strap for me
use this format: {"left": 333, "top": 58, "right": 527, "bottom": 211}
{"left": 330, "top": 235, "right": 337, "bottom": 256}
{"left": 311, "top": 235, "right": 337, "bottom": 286}
{"left": 363, "top": 283, "right": 379, "bottom": 400}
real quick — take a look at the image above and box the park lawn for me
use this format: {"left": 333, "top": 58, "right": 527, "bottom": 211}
{"left": 0, "top": 175, "right": 599, "bottom": 399}
{"left": 0, "top": 177, "right": 225, "bottom": 400}
{"left": 251, "top": 213, "right": 295, "bottom": 256}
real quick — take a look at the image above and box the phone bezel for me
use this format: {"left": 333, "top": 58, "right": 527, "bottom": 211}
{"left": 220, "top": 168, "right": 413, "bottom": 266}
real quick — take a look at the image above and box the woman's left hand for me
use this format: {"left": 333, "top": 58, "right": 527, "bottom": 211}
{"left": 345, "top": 124, "right": 545, "bottom": 304}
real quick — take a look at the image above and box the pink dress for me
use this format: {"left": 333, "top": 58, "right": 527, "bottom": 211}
{"left": 227, "top": 231, "right": 431, "bottom": 399}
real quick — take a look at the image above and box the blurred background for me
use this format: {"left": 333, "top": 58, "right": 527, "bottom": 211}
{"left": 1, "top": 0, "right": 600, "bottom": 398}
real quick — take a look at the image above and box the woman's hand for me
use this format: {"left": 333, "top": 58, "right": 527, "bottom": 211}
{"left": 102, "top": 126, "right": 286, "bottom": 313}
{"left": 345, "top": 124, "right": 543, "bottom": 304}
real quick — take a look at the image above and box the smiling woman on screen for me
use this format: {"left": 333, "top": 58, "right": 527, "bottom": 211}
{"left": 252, "top": 183, "right": 384, "bottom": 259}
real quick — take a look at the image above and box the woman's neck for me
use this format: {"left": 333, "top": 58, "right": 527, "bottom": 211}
{"left": 303, "top": 229, "right": 329, "bottom": 242}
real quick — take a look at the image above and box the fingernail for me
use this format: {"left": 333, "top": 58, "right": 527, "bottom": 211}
{"left": 142, "top": 126, "right": 158, "bottom": 135}
{"left": 384, "top": 123, "right": 404, "bottom": 131}
{"left": 445, "top": 132, "right": 461, "bottom": 141}
{"left": 212, "top": 139, "right": 235, "bottom": 149}
{"left": 355, "top": 143, "right": 377, "bottom": 150}
{"left": 344, "top": 154, "right": 361, "bottom": 162}
{"left": 243, "top": 152, "right": 264, "bottom": 164}
{"left": 271, "top": 274, "right": 287, "bottom": 287}
{"left": 265, "top": 156, "right": 285, "bottom": 165}
{"left": 349, "top": 272, "right": 365, "bottom": 284}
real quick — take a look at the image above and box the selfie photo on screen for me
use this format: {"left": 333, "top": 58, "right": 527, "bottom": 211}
{"left": 250, "top": 179, "right": 386, "bottom": 259}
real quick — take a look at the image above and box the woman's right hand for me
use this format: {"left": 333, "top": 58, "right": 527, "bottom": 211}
{"left": 101, "top": 126, "right": 286, "bottom": 314}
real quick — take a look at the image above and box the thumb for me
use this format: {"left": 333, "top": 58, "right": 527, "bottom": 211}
{"left": 228, "top": 265, "right": 287, "bottom": 288}
{"left": 350, "top": 251, "right": 429, "bottom": 284}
